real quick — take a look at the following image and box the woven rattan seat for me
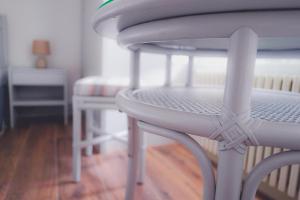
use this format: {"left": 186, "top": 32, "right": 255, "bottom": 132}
{"left": 128, "top": 87, "right": 300, "bottom": 124}
{"left": 117, "top": 87, "right": 300, "bottom": 150}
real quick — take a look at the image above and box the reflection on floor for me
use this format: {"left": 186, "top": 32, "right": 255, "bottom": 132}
{"left": 0, "top": 123, "right": 267, "bottom": 200}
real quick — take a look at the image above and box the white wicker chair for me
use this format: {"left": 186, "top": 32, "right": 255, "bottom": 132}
{"left": 93, "top": 1, "right": 300, "bottom": 200}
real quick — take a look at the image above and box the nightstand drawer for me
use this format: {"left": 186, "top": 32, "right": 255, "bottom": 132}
{"left": 11, "top": 67, "right": 66, "bottom": 86}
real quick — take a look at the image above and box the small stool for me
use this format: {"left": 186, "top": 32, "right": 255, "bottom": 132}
{"left": 72, "top": 77, "right": 146, "bottom": 182}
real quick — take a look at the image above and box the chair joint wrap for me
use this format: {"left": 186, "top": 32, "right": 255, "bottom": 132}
{"left": 210, "top": 109, "right": 261, "bottom": 154}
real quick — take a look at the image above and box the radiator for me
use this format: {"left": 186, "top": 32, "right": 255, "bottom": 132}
{"left": 194, "top": 73, "right": 300, "bottom": 200}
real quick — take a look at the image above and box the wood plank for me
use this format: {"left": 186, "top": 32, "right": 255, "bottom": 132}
{"left": 4, "top": 124, "right": 58, "bottom": 200}
{"left": 0, "top": 127, "right": 30, "bottom": 199}
{"left": 146, "top": 147, "right": 201, "bottom": 200}
{"left": 0, "top": 123, "right": 271, "bottom": 200}
{"left": 57, "top": 125, "right": 113, "bottom": 200}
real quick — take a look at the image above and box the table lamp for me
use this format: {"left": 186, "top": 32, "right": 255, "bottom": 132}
{"left": 32, "top": 40, "right": 50, "bottom": 68}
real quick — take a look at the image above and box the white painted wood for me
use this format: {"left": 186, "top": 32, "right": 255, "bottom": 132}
{"left": 268, "top": 76, "right": 283, "bottom": 187}
{"left": 12, "top": 100, "right": 65, "bottom": 106}
{"left": 281, "top": 76, "right": 292, "bottom": 91}
{"left": 292, "top": 77, "right": 300, "bottom": 93}
{"left": 93, "top": 111, "right": 103, "bottom": 152}
{"left": 85, "top": 110, "right": 94, "bottom": 156}
{"left": 165, "top": 54, "right": 172, "bottom": 87}
{"left": 72, "top": 94, "right": 141, "bottom": 182}
{"left": 11, "top": 67, "right": 66, "bottom": 86}
{"left": 78, "top": 131, "right": 127, "bottom": 148}
{"left": 64, "top": 76, "right": 68, "bottom": 125}
{"left": 130, "top": 50, "right": 140, "bottom": 89}
{"left": 137, "top": 130, "right": 146, "bottom": 184}
{"left": 8, "top": 67, "right": 68, "bottom": 128}
{"left": 264, "top": 76, "right": 273, "bottom": 89}
{"left": 269, "top": 147, "right": 281, "bottom": 187}
{"left": 255, "top": 147, "right": 264, "bottom": 166}
{"left": 261, "top": 76, "right": 273, "bottom": 181}
{"left": 186, "top": 56, "right": 194, "bottom": 87}
{"left": 125, "top": 117, "right": 140, "bottom": 200}
{"left": 72, "top": 99, "right": 82, "bottom": 182}
{"left": 277, "top": 77, "right": 292, "bottom": 192}
{"left": 8, "top": 69, "right": 14, "bottom": 128}
{"left": 253, "top": 77, "right": 265, "bottom": 169}
{"left": 278, "top": 150, "right": 289, "bottom": 192}
{"left": 262, "top": 146, "right": 272, "bottom": 182}
{"left": 246, "top": 147, "right": 256, "bottom": 173}
{"left": 287, "top": 77, "right": 300, "bottom": 198}
{"left": 255, "top": 76, "right": 265, "bottom": 88}
{"left": 272, "top": 77, "right": 283, "bottom": 91}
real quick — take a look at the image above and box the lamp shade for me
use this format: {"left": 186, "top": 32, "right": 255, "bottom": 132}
{"left": 32, "top": 40, "right": 50, "bottom": 55}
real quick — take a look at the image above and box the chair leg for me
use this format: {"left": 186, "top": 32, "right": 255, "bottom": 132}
{"left": 93, "top": 110, "right": 103, "bottom": 152}
{"left": 72, "top": 99, "right": 82, "bottom": 182}
{"left": 85, "top": 110, "right": 93, "bottom": 156}
{"left": 125, "top": 117, "right": 140, "bottom": 200}
{"left": 137, "top": 131, "right": 146, "bottom": 185}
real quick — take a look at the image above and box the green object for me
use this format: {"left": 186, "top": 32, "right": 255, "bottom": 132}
{"left": 98, "top": 0, "right": 114, "bottom": 10}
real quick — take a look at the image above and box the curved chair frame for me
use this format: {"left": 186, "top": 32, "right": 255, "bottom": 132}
{"left": 242, "top": 151, "right": 300, "bottom": 200}
{"left": 138, "top": 121, "right": 216, "bottom": 200}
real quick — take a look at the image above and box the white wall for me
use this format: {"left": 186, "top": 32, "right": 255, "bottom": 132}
{"left": 101, "top": 38, "right": 173, "bottom": 149}
{"left": 82, "top": 0, "right": 102, "bottom": 76}
{"left": 0, "top": 0, "right": 83, "bottom": 99}
{"left": 192, "top": 54, "right": 300, "bottom": 78}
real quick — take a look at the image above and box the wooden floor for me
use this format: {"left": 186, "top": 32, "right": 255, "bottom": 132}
{"left": 0, "top": 123, "right": 266, "bottom": 200}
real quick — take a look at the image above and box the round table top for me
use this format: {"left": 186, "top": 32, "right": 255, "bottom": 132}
{"left": 93, "top": 0, "right": 300, "bottom": 52}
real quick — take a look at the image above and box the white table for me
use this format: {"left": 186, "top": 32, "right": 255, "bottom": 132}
{"left": 93, "top": 1, "right": 300, "bottom": 200}
{"left": 9, "top": 67, "right": 68, "bottom": 128}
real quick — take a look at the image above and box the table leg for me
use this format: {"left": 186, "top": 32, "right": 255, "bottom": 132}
{"left": 72, "top": 98, "right": 82, "bottom": 182}
{"left": 137, "top": 131, "right": 146, "bottom": 185}
{"left": 125, "top": 117, "right": 140, "bottom": 200}
{"left": 85, "top": 110, "right": 93, "bottom": 156}
{"left": 216, "top": 27, "right": 258, "bottom": 200}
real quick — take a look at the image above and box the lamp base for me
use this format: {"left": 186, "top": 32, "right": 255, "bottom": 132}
{"left": 35, "top": 56, "right": 47, "bottom": 68}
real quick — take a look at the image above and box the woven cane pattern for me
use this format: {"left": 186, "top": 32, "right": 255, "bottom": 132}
{"left": 131, "top": 87, "right": 300, "bottom": 124}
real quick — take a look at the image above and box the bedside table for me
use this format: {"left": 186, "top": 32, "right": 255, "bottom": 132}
{"left": 8, "top": 67, "right": 68, "bottom": 128}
